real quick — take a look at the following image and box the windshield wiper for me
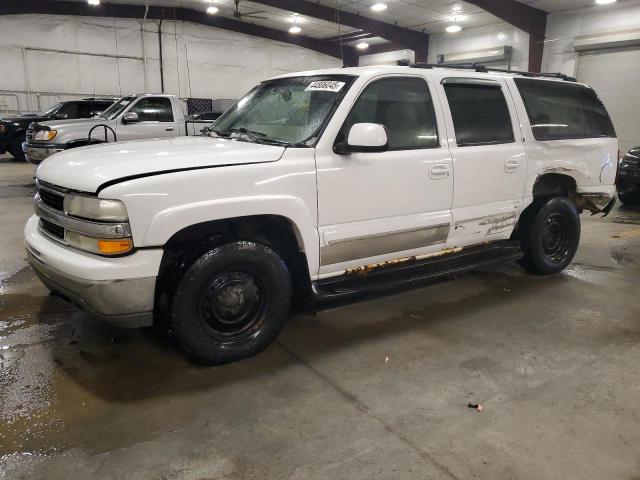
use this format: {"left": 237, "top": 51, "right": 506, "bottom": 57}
{"left": 207, "top": 127, "right": 308, "bottom": 148}
{"left": 214, "top": 127, "right": 266, "bottom": 144}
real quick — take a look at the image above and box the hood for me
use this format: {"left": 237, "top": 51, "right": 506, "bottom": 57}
{"left": 1, "top": 115, "right": 47, "bottom": 124}
{"left": 37, "top": 117, "right": 104, "bottom": 129}
{"left": 36, "top": 136, "right": 286, "bottom": 193}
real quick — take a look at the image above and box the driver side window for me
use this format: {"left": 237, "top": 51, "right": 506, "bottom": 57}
{"left": 129, "top": 97, "right": 174, "bottom": 122}
{"left": 340, "top": 77, "right": 439, "bottom": 150}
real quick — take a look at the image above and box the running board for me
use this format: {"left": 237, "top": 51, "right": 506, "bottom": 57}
{"left": 312, "top": 241, "right": 523, "bottom": 311}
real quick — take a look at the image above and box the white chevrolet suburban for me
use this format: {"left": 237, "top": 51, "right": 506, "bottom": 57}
{"left": 25, "top": 65, "right": 618, "bottom": 364}
{"left": 23, "top": 93, "right": 187, "bottom": 164}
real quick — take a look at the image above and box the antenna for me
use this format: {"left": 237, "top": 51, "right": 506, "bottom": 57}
{"left": 335, "top": 0, "right": 344, "bottom": 67}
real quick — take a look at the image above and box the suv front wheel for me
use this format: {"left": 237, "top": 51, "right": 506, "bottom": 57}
{"left": 170, "top": 241, "right": 292, "bottom": 365}
{"left": 519, "top": 197, "right": 581, "bottom": 275}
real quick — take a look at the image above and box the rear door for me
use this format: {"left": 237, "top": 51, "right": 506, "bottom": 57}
{"left": 437, "top": 76, "right": 527, "bottom": 246}
{"left": 116, "top": 96, "right": 178, "bottom": 141}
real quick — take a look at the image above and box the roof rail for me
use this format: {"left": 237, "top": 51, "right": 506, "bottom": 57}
{"left": 409, "top": 63, "right": 577, "bottom": 82}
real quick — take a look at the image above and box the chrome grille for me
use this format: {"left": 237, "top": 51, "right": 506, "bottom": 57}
{"left": 40, "top": 218, "right": 65, "bottom": 241}
{"left": 38, "top": 187, "right": 65, "bottom": 211}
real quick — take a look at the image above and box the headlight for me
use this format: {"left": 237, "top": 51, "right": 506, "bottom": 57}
{"left": 34, "top": 129, "right": 57, "bottom": 141}
{"left": 66, "top": 231, "right": 134, "bottom": 256}
{"left": 64, "top": 194, "right": 129, "bottom": 221}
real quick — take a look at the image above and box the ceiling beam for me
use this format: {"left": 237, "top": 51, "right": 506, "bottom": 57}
{"left": 324, "top": 31, "right": 376, "bottom": 43}
{"left": 249, "top": 0, "right": 429, "bottom": 61}
{"left": 0, "top": 0, "right": 357, "bottom": 65}
{"left": 464, "top": 0, "right": 548, "bottom": 72}
{"left": 361, "top": 42, "right": 406, "bottom": 56}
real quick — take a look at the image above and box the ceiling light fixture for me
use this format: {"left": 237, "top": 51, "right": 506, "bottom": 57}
{"left": 595, "top": 0, "right": 617, "bottom": 4}
{"left": 446, "top": 25, "right": 462, "bottom": 33}
{"left": 206, "top": 5, "right": 219, "bottom": 14}
{"left": 371, "top": 3, "right": 388, "bottom": 12}
{"left": 289, "top": 25, "right": 302, "bottom": 34}
{"left": 451, "top": 4, "right": 462, "bottom": 12}
{"left": 356, "top": 42, "right": 370, "bottom": 50}
{"left": 88, "top": 0, "right": 100, "bottom": 5}
{"left": 287, "top": 14, "right": 304, "bottom": 23}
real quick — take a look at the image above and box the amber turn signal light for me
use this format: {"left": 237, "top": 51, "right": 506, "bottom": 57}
{"left": 97, "top": 238, "right": 133, "bottom": 255}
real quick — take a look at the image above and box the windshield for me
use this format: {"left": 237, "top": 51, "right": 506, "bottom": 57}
{"left": 100, "top": 96, "right": 136, "bottom": 120}
{"left": 41, "top": 103, "right": 63, "bottom": 116}
{"left": 210, "top": 75, "right": 355, "bottom": 146}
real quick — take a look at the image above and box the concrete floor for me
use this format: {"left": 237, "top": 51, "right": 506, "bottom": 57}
{"left": 1, "top": 154, "right": 640, "bottom": 480}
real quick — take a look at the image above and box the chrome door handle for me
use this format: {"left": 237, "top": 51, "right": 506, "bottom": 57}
{"left": 505, "top": 159, "right": 520, "bottom": 172}
{"left": 165, "top": 126, "right": 174, "bottom": 131}
{"left": 429, "top": 164, "right": 451, "bottom": 179}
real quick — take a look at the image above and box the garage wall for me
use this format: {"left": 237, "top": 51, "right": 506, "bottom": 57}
{"left": 427, "top": 22, "right": 529, "bottom": 71}
{"left": 542, "top": 0, "right": 640, "bottom": 75}
{"left": 0, "top": 14, "right": 341, "bottom": 115}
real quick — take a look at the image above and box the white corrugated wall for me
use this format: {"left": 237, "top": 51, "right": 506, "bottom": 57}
{"left": 0, "top": 14, "right": 341, "bottom": 115}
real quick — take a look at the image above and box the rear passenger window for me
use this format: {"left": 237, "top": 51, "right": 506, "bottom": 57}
{"left": 514, "top": 78, "right": 616, "bottom": 141}
{"left": 340, "top": 77, "right": 439, "bottom": 150}
{"left": 130, "top": 97, "right": 174, "bottom": 122}
{"left": 57, "top": 102, "right": 85, "bottom": 119}
{"left": 443, "top": 80, "right": 515, "bottom": 147}
{"left": 90, "top": 102, "right": 112, "bottom": 117}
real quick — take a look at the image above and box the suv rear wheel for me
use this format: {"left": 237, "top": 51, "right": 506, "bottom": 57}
{"left": 170, "top": 241, "right": 292, "bottom": 365}
{"left": 519, "top": 197, "right": 581, "bottom": 275}
{"left": 9, "top": 134, "right": 26, "bottom": 162}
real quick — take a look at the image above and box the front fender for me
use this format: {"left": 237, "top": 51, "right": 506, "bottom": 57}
{"left": 144, "top": 195, "right": 319, "bottom": 277}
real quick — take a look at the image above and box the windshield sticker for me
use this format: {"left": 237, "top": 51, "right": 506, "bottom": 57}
{"left": 305, "top": 81, "right": 346, "bottom": 93}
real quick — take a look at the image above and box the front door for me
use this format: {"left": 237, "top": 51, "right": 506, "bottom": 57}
{"left": 116, "top": 96, "right": 178, "bottom": 142}
{"left": 437, "top": 77, "right": 527, "bottom": 245}
{"left": 315, "top": 75, "right": 454, "bottom": 276}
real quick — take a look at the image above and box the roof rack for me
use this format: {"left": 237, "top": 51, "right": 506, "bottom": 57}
{"left": 409, "top": 63, "right": 577, "bottom": 82}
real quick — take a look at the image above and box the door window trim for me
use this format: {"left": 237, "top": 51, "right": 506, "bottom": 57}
{"left": 441, "top": 77, "right": 517, "bottom": 148}
{"left": 334, "top": 74, "right": 441, "bottom": 152}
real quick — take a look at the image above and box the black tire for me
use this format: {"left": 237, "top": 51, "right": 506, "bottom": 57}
{"left": 519, "top": 197, "right": 581, "bottom": 275}
{"left": 8, "top": 134, "right": 26, "bottom": 162}
{"left": 170, "top": 241, "right": 292, "bottom": 365}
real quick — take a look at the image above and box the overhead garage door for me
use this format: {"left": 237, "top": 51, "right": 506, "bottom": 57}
{"left": 576, "top": 48, "right": 640, "bottom": 154}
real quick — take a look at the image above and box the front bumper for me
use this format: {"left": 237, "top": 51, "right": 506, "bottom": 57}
{"left": 25, "top": 215, "right": 162, "bottom": 327}
{"left": 23, "top": 142, "right": 64, "bottom": 164}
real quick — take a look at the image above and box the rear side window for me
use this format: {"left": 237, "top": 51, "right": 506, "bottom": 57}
{"left": 90, "top": 102, "right": 113, "bottom": 117}
{"left": 57, "top": 102, "right": 87, "bottom": 119}
{"left": 514, "top": 78, "right": 616, "bottom": 141}
{"left": 341, "top": 77, "right": 439, "bottom": 150}
{"left": 443, "top": 80, "right": 515, "bottom": 147}
{"left": 130, "top": 97, "right": 174, "bottom": 122}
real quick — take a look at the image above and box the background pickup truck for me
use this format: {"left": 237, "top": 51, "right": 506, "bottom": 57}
{"left": 0, "top": 98, "right": 114, "bottom": 162}
{"left": 23, "top": 93, "right": 188, "bottom": 164}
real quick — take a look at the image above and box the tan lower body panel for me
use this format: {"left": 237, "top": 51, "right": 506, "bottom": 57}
{"left": 321, "top": 224, "right": 450, "bottom": 266}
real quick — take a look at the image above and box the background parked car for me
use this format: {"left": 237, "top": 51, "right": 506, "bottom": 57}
{"left": 0, "top": 98, "right": 115, "bottom": 161}
{"left": 23, "top": 93, "right": 187, "bottom": 164}
{"left": 617, "top": 146, "right": 640, "bottom": 205}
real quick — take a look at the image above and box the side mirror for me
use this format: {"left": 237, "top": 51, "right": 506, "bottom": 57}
{"left": 122, "top": 112, "right": 139, "bottom": 124}
{"left": 54, "top": 113, "right": 68, "bottom": 120}
{"left": 335, "top": 123, "right": 388, "bottom": 154}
